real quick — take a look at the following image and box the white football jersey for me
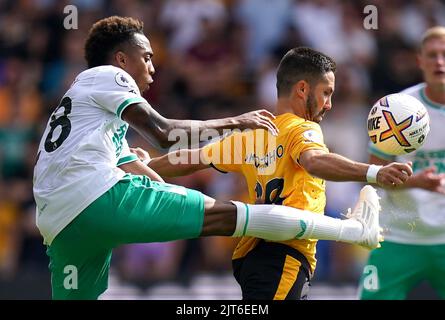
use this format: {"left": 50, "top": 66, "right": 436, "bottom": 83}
{"left": 369, "top": 83, "right": 445, "bottom": 244}
{"left": 33, "top": 65, "right": 146, "bottom": 245}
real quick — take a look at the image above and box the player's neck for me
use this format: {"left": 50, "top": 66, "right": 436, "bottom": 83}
{"left": 276, "top": 98, "right": 305, "bottom": 118}
{"left": 425, "top": 84, "right": 445, "bottom": 105}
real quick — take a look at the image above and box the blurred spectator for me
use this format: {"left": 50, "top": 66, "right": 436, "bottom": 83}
{"left": 175, "top": 16, "right": 242, "bottom": 117}
{"left": 291, "top": 0, "right": 346, "bottom": 63}
{"left": 114, "top": 241, "right": 183, "bottom": 290}
{"left": 159, "top": 0, "right": 227, "bottom": 53}
{"left": 234, "top": 0, "right": 292, "bottom": 68}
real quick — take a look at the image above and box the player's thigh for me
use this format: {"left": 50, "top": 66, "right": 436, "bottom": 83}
{"left": 233, "top": 241, "right": 311, "bottom": 300}
{"left": 427, "top": 244, "right": 445, "bottom": 298}
{"left": 359, "top": 241, "right": 426, "bottom": 300}
{"left": 82, "top": 174, "right": 206, "bottom": 245}
{"left": 47, "top": 223, "right": 112, "bottom": 300}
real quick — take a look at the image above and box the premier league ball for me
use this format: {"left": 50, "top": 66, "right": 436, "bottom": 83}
{"left": 367, "top": 93, "right": 430, "bottom": 155}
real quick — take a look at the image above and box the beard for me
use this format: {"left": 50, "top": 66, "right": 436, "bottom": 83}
{"left": 306, "top": 92, "right": 324, "bottom": 123}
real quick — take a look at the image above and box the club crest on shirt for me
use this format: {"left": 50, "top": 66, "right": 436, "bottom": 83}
{"left": 303, "top": 129, "right": 323, "bottom": 144}
{"left": 115, "top": 72, "right": 130, "bottom": 87}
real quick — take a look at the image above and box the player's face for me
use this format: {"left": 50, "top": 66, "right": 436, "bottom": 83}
{"left": 123, "top": 33, "right": 155, "bottom": 92}
{"left": 308, "top": 71, "right": 335, "bottom": 123}
{"left": 418, "top": 36, "right": 445, "bottom": 87}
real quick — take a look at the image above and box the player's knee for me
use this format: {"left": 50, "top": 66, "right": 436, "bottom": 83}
{"left": 201, "top": 198, "right": 236, "bottom": 236}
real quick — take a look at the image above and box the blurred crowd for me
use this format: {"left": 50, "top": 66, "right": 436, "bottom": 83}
{"left": 0, "top": 0, "right": 444, "bottom": 298}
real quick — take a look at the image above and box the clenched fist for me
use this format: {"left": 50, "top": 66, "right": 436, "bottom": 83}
{"left": 377, "top": 162, "right": 413, "bottom": 187}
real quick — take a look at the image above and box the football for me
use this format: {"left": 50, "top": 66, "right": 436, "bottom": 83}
{"left": 367, "top": 93, "right": 430, "bottom": 155}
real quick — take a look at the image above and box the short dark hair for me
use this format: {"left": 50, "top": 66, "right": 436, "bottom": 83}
{"left": 276, "top": 47, "right": 336, "bottom": 97}
{"left": 84, "top": 16, "right": 144, "bottom": 68}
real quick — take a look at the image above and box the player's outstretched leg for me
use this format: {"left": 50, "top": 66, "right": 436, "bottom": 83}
{"left": 201, "top": 185, "right": 383, "bottom": 249}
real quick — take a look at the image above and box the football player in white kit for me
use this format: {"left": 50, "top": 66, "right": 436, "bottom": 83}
{"left": 360, "top": 26, "right": 445, "bottom": 299}
{"left": 34, "top": 16, "right": 386, "bottom": 299}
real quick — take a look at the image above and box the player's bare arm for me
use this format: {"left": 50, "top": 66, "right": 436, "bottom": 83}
{"left": 299, "top": 149, "right": 413, "bottom": 188}
{"left": 122, "top": 103, "right": 278, "bottom": 149}
{"left": 147, "top": 148, "right": 209, "bottom": 177}
{"left": 369, "top": 154, "right": 445, "bottom": 193}
{"left": 118, "top": 159, "right": 164, "bottom": 182}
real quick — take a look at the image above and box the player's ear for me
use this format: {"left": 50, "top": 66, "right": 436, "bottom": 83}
{"left": 114, "top": 51, "right": 127, "bottom": 69}
{"left": 293, "top": 80, "right": 310, "bottom": 100}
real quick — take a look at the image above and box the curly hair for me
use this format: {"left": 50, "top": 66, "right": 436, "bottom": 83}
{"left": 84, "top": 16, "right": 144, "bottom": 68}
{"left": 276, "top": 47, "right": 336, "bottom": 97}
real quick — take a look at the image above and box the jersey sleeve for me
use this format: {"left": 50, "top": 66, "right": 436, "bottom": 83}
{"left": 90, "top": 67, "right": 148, "bottom": 119}
{"left": 116, "top": 138, "right": 139, "bottom": 166}
{"left": 289, "top": 122, "right": 329, "bottom": 163}
{"left": 368, "top": 141, "right": 396, "bottom": 161}
{"left": 201, "top": 132, "right": 245, "bottom": 173}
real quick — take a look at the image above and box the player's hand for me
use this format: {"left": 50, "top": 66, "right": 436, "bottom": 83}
{"left": 130, "top": 147, "right": 151, "bottom": 165}
{"left": 233, "top": 109, "right": 279, "bottom": 136}
{"left": 377, "top": 162, "right": 413, "bottom": 188}
{"left": 411, "top": 167, "right": 445, "bottom": 194}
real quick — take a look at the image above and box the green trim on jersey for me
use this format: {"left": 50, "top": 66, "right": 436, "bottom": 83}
{"left": 420, "top": 88, "right": 445, "bottom": 111}
{"left": 116, "top": 97, "right": 146, "bottom": 119}
{"left": 116, "top": 154, "right": 138, "bottom": 166}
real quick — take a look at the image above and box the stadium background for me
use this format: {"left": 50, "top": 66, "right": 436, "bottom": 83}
{"left": 0, "top": 0, "right": 443, "bottom": 299}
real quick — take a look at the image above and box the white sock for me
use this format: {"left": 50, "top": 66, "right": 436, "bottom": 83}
{"left": 231, "top": 201, "right": 363, "bottom": 244}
